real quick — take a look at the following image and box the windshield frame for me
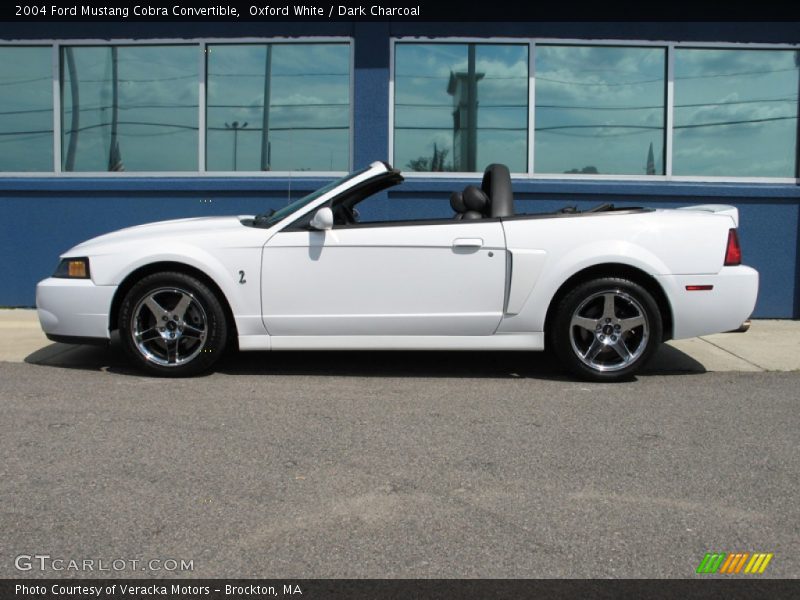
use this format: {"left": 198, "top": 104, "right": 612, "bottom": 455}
{"left": 260, "top": 166, "right": 375, "bottom": 228}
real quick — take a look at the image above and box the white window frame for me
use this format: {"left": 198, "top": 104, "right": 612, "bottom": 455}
{"left": 390, "top": 36, "right": 800, "bottom": 184}
{"left": 0, "top": 37, "right": 354, "bottom": 177}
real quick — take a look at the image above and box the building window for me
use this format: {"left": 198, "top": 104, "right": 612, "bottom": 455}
{"left": 0, "top": 46, "right": 53, "bottom": 172}
{"left": 673, "top": 48, "right": 799, "bottom": 178}
{"left": 206, "top": 43, "right": 351, "bottom": 172}
{"left": 534, "top": 45, "right": 666, "bottom": 176}
{"left": 393, "top": 42, "right": 529, "bottom": 173}
{"left": 61, "top": 45, "right": 198, "bottom": 172}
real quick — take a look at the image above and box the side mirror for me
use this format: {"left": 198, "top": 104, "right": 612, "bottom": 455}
{"left": 309, "top": 206, "right": 334, "bottom": 231}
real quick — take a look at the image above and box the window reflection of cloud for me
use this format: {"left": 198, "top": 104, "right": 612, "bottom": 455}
{"left": 673, "top": 49, "right": 798, "bottom": 176}
{"left": 535, "top": 46, "right": 665, "bottom": 175}
{"left": 0, "top": 47, "right": 53, "bottom": 171}
{"left": 207, "top": 44, "right": 350, "bottom": 171}
{"left": 394, "top": 43, "right": 528, "bottom": 172}
{"left": 59, "top": 45, "right": 199, "bottom": 171}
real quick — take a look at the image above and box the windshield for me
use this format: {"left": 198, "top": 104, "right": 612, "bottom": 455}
{"left": 255, "top": 166, "right": 373, "bottom": 228}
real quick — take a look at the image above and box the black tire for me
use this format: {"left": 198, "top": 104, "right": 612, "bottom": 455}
{"left": 550, "top": 277, "right": 662, "bottom": 382}
{"left": 118, "top": 271, "right": 228, "bottom": 377}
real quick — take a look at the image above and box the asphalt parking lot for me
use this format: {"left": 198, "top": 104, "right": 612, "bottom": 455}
{"left": 2, "top": 345, "right": 798, "bottom": 579}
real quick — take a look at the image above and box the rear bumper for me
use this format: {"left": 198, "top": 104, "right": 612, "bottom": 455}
{"left": 36, "top": 278, "right": 116, "bottom": 340}
{"left": 656, "top": 266, "right": 759, "bottom": 340}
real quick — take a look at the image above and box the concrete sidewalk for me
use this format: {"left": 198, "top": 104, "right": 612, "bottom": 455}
{"left": 0, "top": 308, "right": 798, "bottom": 373}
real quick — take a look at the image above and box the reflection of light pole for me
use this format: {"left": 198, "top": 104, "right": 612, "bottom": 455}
{"left": 260, "top": 44, "right": 272, "bottom": 171}
{"left": 108, "top": 46, "right": 123, "bottom": 171}
{"left": 466, "top": 43, "right": 477, "bottom": 172}
{"left": 447, "top": 44, "right": 483, "bottom": 172}
{"left": 64, "top": 47, "right": 80, "bottom": 171}
{"left": 225, "top": 121, "right": 248, "bottom": 170}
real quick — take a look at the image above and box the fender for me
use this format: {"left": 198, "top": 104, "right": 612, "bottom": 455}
{"left": 497, "top": 240, "right": 671, "bottom": 334}
{"left": 91, "top": 242, "right": 266, "bottom": 337}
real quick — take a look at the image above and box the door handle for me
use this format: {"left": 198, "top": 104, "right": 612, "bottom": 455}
{"left": 452, "top": 238, "right": 484, "bottom": 248}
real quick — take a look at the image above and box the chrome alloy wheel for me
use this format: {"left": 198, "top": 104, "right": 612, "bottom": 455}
{"left": 130, "top": 287, "right": 208, "bottom": 367}
{"left": 568, "top": 289, "right": 649, "bottom": 372}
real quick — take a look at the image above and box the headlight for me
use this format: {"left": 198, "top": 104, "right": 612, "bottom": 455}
{"left": 53, "top": 257, "right": 90, "bottom": 279}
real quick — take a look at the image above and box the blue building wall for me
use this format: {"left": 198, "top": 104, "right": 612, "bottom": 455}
{"left": 2, "top": 21, "right": 799, "bottom": 316}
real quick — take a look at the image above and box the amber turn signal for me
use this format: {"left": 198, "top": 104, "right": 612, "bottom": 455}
{"left": 53, "top": 257, "right": 90, "bottom": 279}
{"left": 67, "top": 260, "right": 87, "bottom": 278}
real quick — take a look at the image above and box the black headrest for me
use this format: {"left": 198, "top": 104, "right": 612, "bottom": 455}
{"left": 481, "top": 163, "right": 514, "bottom": 218}
{"left": 463, "top": 185, "right": 489, "bottom": 213}
{"left": 450, "top": 191, "right": 466, "bottom": 213}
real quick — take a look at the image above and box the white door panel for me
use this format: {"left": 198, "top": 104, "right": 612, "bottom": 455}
{"left": 262, "top": 222, "right": 506, "bottom": 336}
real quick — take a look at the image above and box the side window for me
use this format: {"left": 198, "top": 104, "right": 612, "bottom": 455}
{"left": 332, "top": 188, "right": 455, "bottom": 227}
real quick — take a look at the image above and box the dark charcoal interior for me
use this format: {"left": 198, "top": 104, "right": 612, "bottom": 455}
{"left": 448, "top": 163, "right": 645, "bottom": 220}
{"left": 450, "top": 163, "right": 515, "bottom": 220}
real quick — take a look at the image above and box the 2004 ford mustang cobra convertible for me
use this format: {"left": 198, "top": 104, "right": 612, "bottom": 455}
{"left": 37, "top": 161, "right": 759, "bottom": 381}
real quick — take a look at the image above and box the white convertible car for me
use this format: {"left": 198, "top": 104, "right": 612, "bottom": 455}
{"left": 37, "top": 161, "right": 758, "bottom": 381}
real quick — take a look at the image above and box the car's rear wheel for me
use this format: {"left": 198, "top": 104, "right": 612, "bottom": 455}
{"left": 119, "top": 272, "right": 227, "bottom": 377}
{"left": 551, "top": 277, "right": 662, "bottom": 382}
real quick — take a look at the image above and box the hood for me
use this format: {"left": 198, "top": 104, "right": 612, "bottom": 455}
{"left": 68, "top": 216, "right": 251, "bottom": 255}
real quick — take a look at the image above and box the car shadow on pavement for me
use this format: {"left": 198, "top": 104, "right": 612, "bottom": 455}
{"left": 24, "top": 340, "right": 135, "bottom": 373}
{"left": 24, "top": 336, "right": 707, "bottom": 381}
{"left": 646, "top": 343, "right": 709, "bottom": 375}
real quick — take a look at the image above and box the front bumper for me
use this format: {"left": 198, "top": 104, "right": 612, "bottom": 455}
{"left": 36, "top": 278, "right": 117, "bottom": 340}
{"left": 656, "top": 265, "right": 759, "bottom": 340}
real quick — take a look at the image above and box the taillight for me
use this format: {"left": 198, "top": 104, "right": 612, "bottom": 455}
{"left": 724, "top": 228, "right": 741, "bottom": 266}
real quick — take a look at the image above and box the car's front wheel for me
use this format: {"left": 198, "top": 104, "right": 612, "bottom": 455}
{"left": 119, "top": 272, "right": 228, "bottom": 377}
{"left": 551, "top": 277, "right": 662, "bottom": 382}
